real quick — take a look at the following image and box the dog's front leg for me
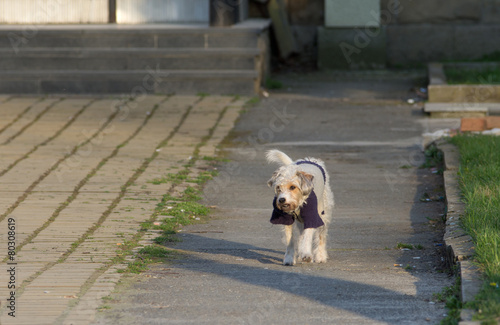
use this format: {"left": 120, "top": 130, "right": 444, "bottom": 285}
{"left": 298, "top": 227, "right": 314, "bottom": 262}
{"left": 283, "top": 225, "right": 295, "bottom": 266}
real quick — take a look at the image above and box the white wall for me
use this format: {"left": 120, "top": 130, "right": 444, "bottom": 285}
{"left": 0, "top": 0, "right": 108, "bottom": 24}
{"left": 117, "top": 0, "right": 208, "bottom": 24}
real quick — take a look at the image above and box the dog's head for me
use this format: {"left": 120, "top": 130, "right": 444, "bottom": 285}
{"left": 267, "top": 166, "right": 314, "bottom": 213}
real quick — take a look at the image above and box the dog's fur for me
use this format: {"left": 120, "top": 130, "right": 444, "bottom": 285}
{"left": 267, "top": 149, "right": 334, "bottom": 266}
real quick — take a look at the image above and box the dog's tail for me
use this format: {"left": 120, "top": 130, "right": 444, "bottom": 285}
{"left": 266, "top": 149, "right": 294, "bottom": 166}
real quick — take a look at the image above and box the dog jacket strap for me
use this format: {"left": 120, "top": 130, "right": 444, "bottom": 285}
{"left": 270, "top": 190, "right": 324, "bottom": 229}
{"left": 300, "top": 190, "right": 325, "bottom": 229}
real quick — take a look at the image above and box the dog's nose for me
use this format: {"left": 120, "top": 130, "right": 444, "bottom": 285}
{"left": 278, "top": 197, "right": 286, "bottom": 203}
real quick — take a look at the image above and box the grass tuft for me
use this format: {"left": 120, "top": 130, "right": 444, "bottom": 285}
{"left": 421, "top": 144, "right": 444, "bottom": 169}
{"left": 265, "top": 77, "right": 283, "bottom": 90}
{"left": 445, "top": 67, "right": 500, "bottom": 85}
{"left": 434, "top": 277, "right": 462, "bottom": 325}
{"left": 119, "top": 245, "right": 179, "bottom": 274}
{"left": 396, "top": 242, "right": 414, "bottom": 250}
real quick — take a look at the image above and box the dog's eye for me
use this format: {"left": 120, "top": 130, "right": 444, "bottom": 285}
{"left": 276, "top": 186, "right": 281, "bottom": 192}
{"left": 290, "top": 185, "right": 296, "bottom": 190}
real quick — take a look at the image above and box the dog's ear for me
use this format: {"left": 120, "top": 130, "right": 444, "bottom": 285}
{"left": 296, "top": 171, "right": 314, "bottom": 196}
{"left": 267, "top": 171, "right": 278, "bottom": 188}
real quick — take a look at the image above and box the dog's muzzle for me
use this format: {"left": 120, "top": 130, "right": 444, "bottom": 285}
{"left": 277, "top": 197, "right": 291, "bottom": 210}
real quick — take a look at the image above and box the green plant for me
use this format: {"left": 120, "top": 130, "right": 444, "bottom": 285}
{"left": 468, "top": 277, "right": 500, "bottom": 324}
{"left": 396, "top": 243, "right": 414, "bottom": 250}
{"left": 188, "top": 171, "right": 218, "bottom": 185}
{"left": 445, "top": 67, "right": 500, "bottom": 85}
{"left": 153, "top": 233, "right": 181, "bottom": 244}
{"left": 163, "top": 201, "right": 209, "bottom": 220}
{"left": 451, "top": 135, "right": 500, "bottom": 278}
{"left": 145, "top": 166, "right": 213, "bottom": 252}
{"left": 477, "top": 51, "right": 500, "bottom": 62}
{"left": 137, "top": 245, "right": 173, "bottom": 258}
{"left": 181, "top": 186, "right": 202, "bottom": 201}
{"left": 98, "top": 305, "right": 112, "bottom": 311}
{"left": 434, "top": 277, "right": 462, "bottom": 325}
{"left": 265, "top": 77, "right": 283, "bottom": 90}
{"left": 148, "top": 170, "right": 189, "bottom": 185}
{"left": 420, "top": 144, "right": 444, "bottom": 169}
{"left": 118, "top": 245, "right": 178, "bottom": 274}
{"left": 245, "top": 97, "right": 260, "bottom": 107}
{"left": 118, "top": 259, "right": 150, "bottom": 274}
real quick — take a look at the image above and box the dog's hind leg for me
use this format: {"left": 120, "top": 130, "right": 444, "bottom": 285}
{"left": 313, "top": 226, "right": 328, "bottom": 263}
{"left": 283, "top": 225, "right": 295, "bottom": 266}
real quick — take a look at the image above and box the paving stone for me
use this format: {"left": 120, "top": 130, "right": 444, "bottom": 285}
{"left": 0, "top": 262, "right": 47, "bottom": 296}
{"left": 1, "top": 264, "right": 102, "bottom": 324}
{"left": 0, "top": 192, "right": 70, "bottom": 242}
{"left": 13, "top": 99, "right": 89, "bottom": 143}
{"left": 0, "top": 191, "right": 22, "bottom": 211}
{"left": 0, "top": 98, "right": 101, "bottom": 185}
{"left": 0, "top": 98, "right": 60, "bottom": 144}
{"left": 0, "top": 97, "right": 40, "bottom": 129}
{"left": 0, "top": 94, "right": 12, "bottom": 102}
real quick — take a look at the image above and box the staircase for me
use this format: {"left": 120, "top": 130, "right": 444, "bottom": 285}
{"left": 0, "top": 19, "right": 270, "bottom": 95}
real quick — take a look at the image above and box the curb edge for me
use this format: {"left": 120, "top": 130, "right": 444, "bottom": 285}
{"left": 435, "top": 139, "right": 483, "bottom": 325}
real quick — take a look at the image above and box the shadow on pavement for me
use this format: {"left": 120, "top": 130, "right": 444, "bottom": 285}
{"left": 159, "top": 233, "right": 440, "bottom": 324}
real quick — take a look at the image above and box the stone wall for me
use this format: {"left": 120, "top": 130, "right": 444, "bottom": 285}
{"left": 382, "top": 0, "right": 500, "bottom": 65}
{"left": 381, "top": 0, "right": 500, "bottom": 24}
{"left": 251, "top": 0, "right": 500, "bottom": 67}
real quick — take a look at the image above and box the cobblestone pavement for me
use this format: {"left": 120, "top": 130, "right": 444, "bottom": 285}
{"left": 0, "top": 94, "right": 246, "bottom": 325}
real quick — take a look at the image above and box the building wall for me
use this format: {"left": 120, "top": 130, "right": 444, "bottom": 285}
{"left": 0, "top": 0, "right": 247, "bottom": 25}
{"left": 381, "top": 0, "right": 500, "bottom": 24}
{"left": 0, "top": 0, "right": 108, "bottom": 24}
{"left": 116, "top": 0, "right": 208, "bottom": 24}
{"left": 252, "top": 0, "right": 500, "bottom": 67}
{"left": 381, "top": 0, "right": 500, "bottom": 65}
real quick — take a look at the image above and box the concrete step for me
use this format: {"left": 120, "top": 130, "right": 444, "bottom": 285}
{"left": 0, "top": 48, "right": 260, "bottom": 71}
{"left": 0, "top": 69, "right": 258, "bottom": 95}
{"left": 0, "top": 24, "right": 263, "bottom": 49}
{"left": 0, "top": 20, "right": 270, "bottom": 95}
{"left": 424, "top": 102, "right": 500, "bottom": 117}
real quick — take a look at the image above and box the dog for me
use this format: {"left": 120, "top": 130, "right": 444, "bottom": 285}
{"left": 266, "top": 149, "right": 334, "bottom": 266}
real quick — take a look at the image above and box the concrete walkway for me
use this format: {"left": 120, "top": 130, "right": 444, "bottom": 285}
{"left": 93, "top": 73, "right": 460, "bottom": 325}
{"left": 0, "top": 94, "right": 246, "bottom": 324}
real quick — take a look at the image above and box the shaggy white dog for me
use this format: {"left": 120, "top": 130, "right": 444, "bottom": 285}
{"left": 266, "top": 150, "right": 334, "bottom": 266}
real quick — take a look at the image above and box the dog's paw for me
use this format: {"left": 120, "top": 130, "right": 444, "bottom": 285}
{"left": 314, "top": 255, "right": 327, "bottom": 263}
{"left": 314, "top": 250, "right": 328, "bottom": 263}
{"left": 283, "top": 254, "right": 295, "bottom": 266}
{"left": 300, "top": 254, "right": 312, "bottom": 263}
